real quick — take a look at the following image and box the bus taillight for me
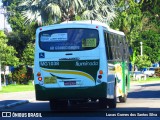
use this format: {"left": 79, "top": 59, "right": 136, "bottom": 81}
{"left": 37, "top": 72, "right": 41, "bottom": 76}
{"left": 38, "top": 77, "right": 42, "bottom": 81}
{"left": 99, "top": 70, "right": 103, "bottom": 74}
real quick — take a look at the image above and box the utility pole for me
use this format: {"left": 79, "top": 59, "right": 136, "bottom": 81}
{"left": 0, "top": 3, "right": 8, "bottom": 91}
{"left": 0, "top": 6, "right": 4, "bottom": 91}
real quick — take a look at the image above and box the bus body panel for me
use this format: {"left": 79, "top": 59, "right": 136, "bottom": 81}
{"left": 35, "top": 82, "right": 107, "bottom": 100}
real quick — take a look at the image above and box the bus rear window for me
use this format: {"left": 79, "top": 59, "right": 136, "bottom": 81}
{"left": 39, "top": 28, "right": 99, "bottom": 51}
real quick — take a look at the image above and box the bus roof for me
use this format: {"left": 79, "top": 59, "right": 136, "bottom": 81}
{"left": 61, "top": 20, "right": 110, "bottom": 28}
{"left": 61, "top": 20, "right": 125, "bottom": 36}
{"left": 38, "top": 20, "right": 125, "bottom": 36}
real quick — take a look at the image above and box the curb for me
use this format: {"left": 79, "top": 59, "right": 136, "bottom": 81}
{"left": 0, "top": 100, "right": 29, "bottom": 110}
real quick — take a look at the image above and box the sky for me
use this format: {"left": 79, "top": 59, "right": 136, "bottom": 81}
{"left": 0, "top": 0, "right": 12, "bottom": 32}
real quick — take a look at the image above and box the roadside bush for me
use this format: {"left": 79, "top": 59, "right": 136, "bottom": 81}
{"left": 26, "top": 66, "right": 34, "bottom": 80}
{"left": 155, "top": 68, "right": 160, "bottom": 77}
{"left": 12, "top": 66, "right": 28, "bottom": 84}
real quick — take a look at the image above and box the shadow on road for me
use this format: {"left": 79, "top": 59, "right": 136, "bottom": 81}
{"left": 0, "top": 100, "right": 21, "bottom": 106}
{"left": 138, "top": 83, "right": 160, "bottom": 87}
{"left": 128, "top": 90, "right": 160, "bottom": 98}
{"left": 128, "top": 83, "right": 160, "bottom": 98}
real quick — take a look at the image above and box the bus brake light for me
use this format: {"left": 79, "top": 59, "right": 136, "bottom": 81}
{"left": 38, "top": 77, "right": 42, "bottom": 81}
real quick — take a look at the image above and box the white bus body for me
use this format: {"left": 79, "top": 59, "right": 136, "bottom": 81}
{"left": 34, "top": 20, "right": 130, "bottom": 110}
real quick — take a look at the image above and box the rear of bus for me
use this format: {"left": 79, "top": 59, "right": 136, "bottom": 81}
{"left": 34, "top": 22, "right": 114, "bottom": 108}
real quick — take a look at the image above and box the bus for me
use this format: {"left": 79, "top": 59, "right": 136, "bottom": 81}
{"left": 34, "top": 20, "right": 130, "bottom": 110}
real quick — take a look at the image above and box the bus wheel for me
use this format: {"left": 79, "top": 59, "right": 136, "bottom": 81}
{"left": 108, "top": 86, "right": 117, "bottom": 108}
{"left": 119, "top": 86, "right": 128, "bottom": 103}
{"left": 99, "top": 98, "right": 107, "bottom": 109}
{"left": 119, "top": 95, "right": 127, "bottom": 103}
{"left": 49, "top": 99, "right": 68, "bottom": 111}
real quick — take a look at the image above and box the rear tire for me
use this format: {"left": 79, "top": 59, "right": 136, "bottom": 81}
{"left": 119, "top": 95, "right": 127, "bottom": 103}
{"left": 49, "top": 99, "right": 68, "bottom": 111}
{"left": 119, "top": 86, "right": 128, "bottom": 103}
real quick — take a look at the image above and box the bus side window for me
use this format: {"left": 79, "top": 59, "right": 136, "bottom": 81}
{"left": 118, "top": 35, "right": 123, "bottom": 60}
{"left": 115, "top": 35, "right": 119, "bottom": 60}
{"left": 122, "top": 36, "right": 128, "bottom": 61}
{"left": 111, "top": 34, "right": 117, "bottom": 60}
{"left": 113, "top": 34, "right": 120, "bottom": 60}
{"left": 104, "top": 31, "right": 113, "bottom": 60}
{"left": 108, "top": 33, "right": 114, "bottom": 60}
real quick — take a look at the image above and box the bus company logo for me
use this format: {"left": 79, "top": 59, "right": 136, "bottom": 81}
{"left": 2, "top": 112, "right": 11, "bottom": 117}
{"left": 76, "top": 61, "right": 99, "bottom": 66}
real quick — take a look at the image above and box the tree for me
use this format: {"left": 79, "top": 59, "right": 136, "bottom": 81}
{"left": 18, "top": 0, "right": 118, "bottom": 25}
{"left": 80, "top": 0, "right": 117, "bottom": 24}
{"left": 111, "top": 0, "right": 160, "bottom": 66}
{"left": 22, "top": 43, "right": 34, "bottom": 66}
{"left": 134, "top": 55, "right": 152, "bottom": 70}
{"left": 141, "top": 0, "right": 160, "bottom": 33}
{"left": 133, "top": 30, "right": 160, "bottom": 63}
{"left": 0, "top": 30, "right": 19, "bottom": 86}
{"left": 111, "top": 0, "right": 143, "bottom": 44}
{"left": 18, "top": 0, "right": 84, "bottom": 25}
{"left": 2, "top": 0, "right": 37, "bottom": 65}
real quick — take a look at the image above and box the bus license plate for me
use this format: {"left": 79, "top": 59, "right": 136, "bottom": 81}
{"left": 64, "top": 81, "right": 76, "bottom": 86}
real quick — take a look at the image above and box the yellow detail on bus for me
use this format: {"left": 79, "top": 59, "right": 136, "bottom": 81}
{"left": 41, "top": 68, "right": 95, "bottom": 81}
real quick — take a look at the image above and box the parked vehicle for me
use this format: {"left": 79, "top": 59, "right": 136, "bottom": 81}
{"left": 143, "top": 67, "right": 157, "bottom": 77}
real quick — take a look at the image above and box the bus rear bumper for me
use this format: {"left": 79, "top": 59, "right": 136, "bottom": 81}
{"left": 35, "top": 82, "right": 107, "bottom": 100}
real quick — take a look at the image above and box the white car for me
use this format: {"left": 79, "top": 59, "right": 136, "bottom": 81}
{"left": 143, "top": 67, "right": 156, "bottom": 77}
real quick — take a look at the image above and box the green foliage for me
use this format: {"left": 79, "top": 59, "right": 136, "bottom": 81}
{"left": 134, "top": 55, "right": 152, "bottom": 69}
{"left": 111, "top": 0, "right": 143, "bottom": 43}
{"left": 111, "top": 0, "right": 160, "bottom": 64}
{"left": 16, "top": 0, "right": 117, "bottom": 25}
{"left": 130, "top": 50, "right": 136, "bottom": 65}
{"left": 81, "top": 0, "right": 116, "bottom": 24}
{"left": 2, "top": 0, "right": 38, "bottom": 66}
{"left": 133, "top": 30, "right": 160, "bottom": 63}
{"left": 155, "top": 68, "right": 160, "bottom": 77}
{"left": 0, "top": 30, "right": 19, "bottom": 86}
{"left": 22, "top": 43, "right": 35, "bottom": 66}
{"left": 17, "top": 0, "right": 84, "bottom": 25}
{"left": 0, "top": 31, "right": 19, "bottom": 67}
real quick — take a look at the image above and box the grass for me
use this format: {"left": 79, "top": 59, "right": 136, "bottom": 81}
{"left": 0, "top": 81, "right": 35, "bottom": 93}
{"left": 131, "top": 77, "right": 160, "bottom": 84}
{"left": 0, "top": 77, "right": 160, "bottom": 93}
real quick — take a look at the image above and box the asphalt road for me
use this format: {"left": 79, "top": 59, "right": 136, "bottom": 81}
{"left": 1, "top": 81, "right": 160, "bottom": 120}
